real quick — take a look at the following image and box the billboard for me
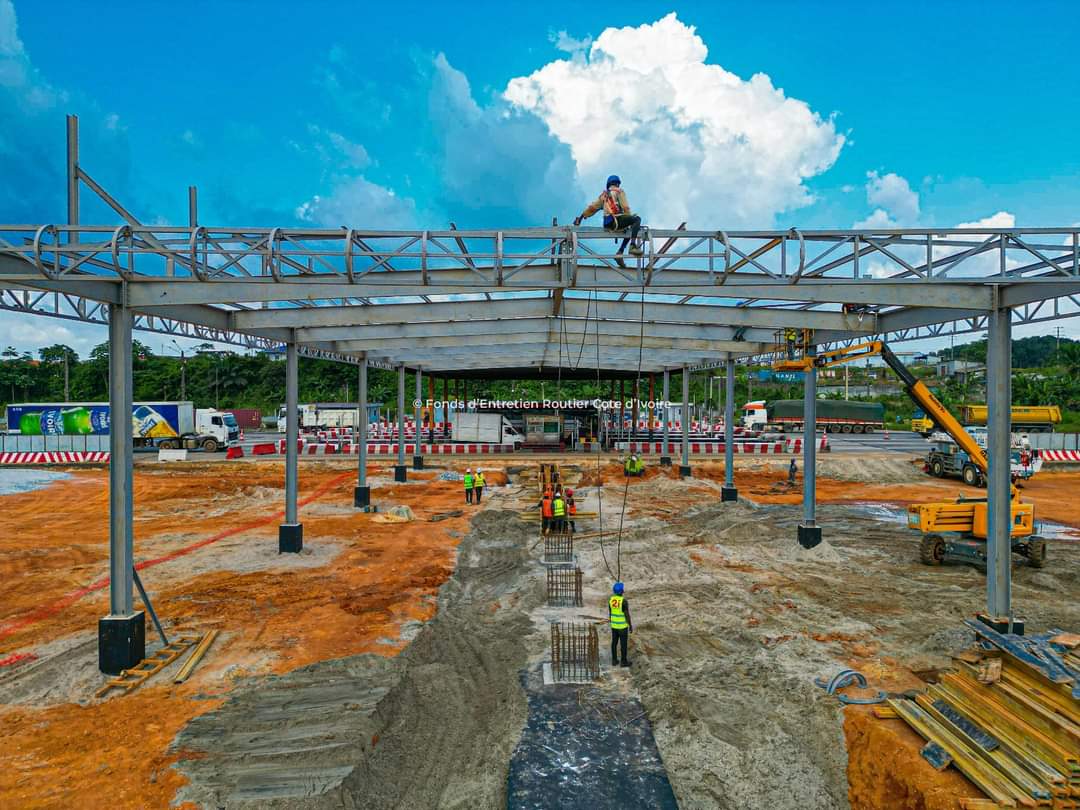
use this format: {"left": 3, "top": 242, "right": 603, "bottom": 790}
{"left": 6, "top": 403, "right": 182, "bottom": 439}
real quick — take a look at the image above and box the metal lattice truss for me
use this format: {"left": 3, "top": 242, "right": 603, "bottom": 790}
{"left": 2, "top": 223, "right": 1080, "bottom": 375}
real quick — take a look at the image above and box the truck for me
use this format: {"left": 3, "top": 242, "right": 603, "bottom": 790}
{"left": 741, "top": 399, "right": 884, "bottom": 433}
{"left": 912, "top": 404, "right": 1061, "bottom": 436}
{"left": 227, "top": 408, "right": 262, "bottom": 430}
{"left": 451, "top": 413, "right": 524, "bottom": 447}
{"left": 5, "top": 401, "right": 239, "bottom": 452}
{"left": 278, "top": 403, "right": 361, "bottom": 433}
{"left": 925, "top": 433, "right": 1043, "bottom": 487}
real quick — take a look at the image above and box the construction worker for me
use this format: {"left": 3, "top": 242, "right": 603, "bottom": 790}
{"left": 464, "top": 467, "right": 475, "bottom": 504}
{"left": 552, "top": 488, "right": 567, "bottom": 534}
{"left": 565, "top": 488, "right": 577, "bottom": 533}
{"left": 784, "top": 328, "right": 798, "bottom": 360}
{"left": 474, "top": 469, "right": 485, "bottom": 504}
{"left": 609, "top": 581, "right": 633, "bottom": 668}
{"left": 540, "top": 487, "right": 554, "bottom": 534}
{"left": 573, "top": 175, "right": 644, "bottom": 268}
{"left": 624, "top": 454, "right": 634, "bottom": 477}
{"left": 788, "top": 458, "right": 797, "bottom": 486}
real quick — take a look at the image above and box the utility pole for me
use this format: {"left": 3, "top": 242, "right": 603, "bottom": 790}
{"left": 1055, "top": 326, "right": 1064, "bottom": 364}
{"left": 844, "top": 364, "right": 849, "bottom": 401}
{"left": 63, "top": 352, "right": 70, "bottom": 401}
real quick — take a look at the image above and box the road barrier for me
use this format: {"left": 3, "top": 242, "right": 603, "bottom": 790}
{"left": 616, "top": 437, "right": 829, "bottom": 454}
{"left": 0, "top": 451, "right": 110, "bottom": 465}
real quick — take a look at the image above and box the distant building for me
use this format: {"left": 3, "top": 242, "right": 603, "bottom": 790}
{"left": 937, "top": 359, "right": 985, "bottom": 378}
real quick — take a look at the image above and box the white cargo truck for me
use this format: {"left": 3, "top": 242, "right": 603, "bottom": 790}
{"left": 451, "top": 413, "right": 524, "bottom": 447}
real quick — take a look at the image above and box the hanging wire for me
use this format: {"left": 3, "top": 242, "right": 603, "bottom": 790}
{"left": 590, "top": 286, "right": 616, "bottom": 581}
{"left": 613, "top": 280, "right": 647, "bottom": 580}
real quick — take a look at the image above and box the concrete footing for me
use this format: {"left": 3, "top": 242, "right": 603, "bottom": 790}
{"left": 98, "top": 611, "right": 145, "bottom": 675}
{"left": 721, "top": 485, "right": 738, "bottom": 502}
{"left": 394, "top": 465, "right": 407, "bottom": 482}
{"left": 976, "top": 613, "right": 1025, "bottom": 636}
{"left": 279, "top": 522, "right": 303, "bottom": 554}
{"left": 412, "top": 455, "right": 424, "bottom": 470}
{"left": 797, "top": 523, "right": 822, "bottom": 550}
{"left": 353, "top": 485, "right": 370, "bottom": 509}
{"left": 678, "top": 465, "right": 692, "bottom": 479}
{"left": 659, "top": 456, "right": 672, "bottom": 467}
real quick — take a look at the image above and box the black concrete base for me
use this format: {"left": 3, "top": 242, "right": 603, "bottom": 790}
{"left": 659, "top": 456, "right": 672, "bottom": 467}
{"left": 98, "top": 612, "right": 146, "bottom": 675}
{"left": 721, "top": 485, "right": 738, "bottom": 502}
{"left": 394, "top": 464, "right": 407, "bottom": 482}
{"left": 679, "top": 465, "right": 692, "bottom": 479}
{"left": 798, "top": 523, "right": 822, "bottom": 550}
{"left": 353, "top": 485, "right": 370, "bottom": 509}
{"left": 279, "top": 522, "right": 303, "bottom": 554}
{"left": 976, "top": 613, "right": 1025, "bottom": 636}
{"left": 412, "top": 455, "right": 424, "bottom": 470}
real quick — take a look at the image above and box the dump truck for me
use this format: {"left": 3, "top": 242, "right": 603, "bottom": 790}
{"left": 741, "top": 399, "right": 884, "bottom": 433}
{"left": 912, "top": 404, "right": 1061, "bottom": 436}
{"left": 451, "top": 413, "right": 524, "bottom": 447}
{"left": 5, "top": 401, "right": 238, "bottom": 452}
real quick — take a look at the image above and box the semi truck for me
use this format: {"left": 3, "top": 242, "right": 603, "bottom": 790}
{"left": 912, "top": 404, "right": 1061, "bottom": 436}
{"left": 741, "top": 399, "right": 884, "bottom": 433}
{"left": 278, "top": 403, "right": 362, "bottom": 433}
{"left": 5, "top": 401, "right": 238, "bottom": 452}
{"left": 451, "top": 413, "right": 524, "bottom": 447}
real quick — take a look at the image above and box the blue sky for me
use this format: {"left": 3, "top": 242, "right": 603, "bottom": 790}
{"left": 1, "top": 0, "right": 1078, "bottom": 355}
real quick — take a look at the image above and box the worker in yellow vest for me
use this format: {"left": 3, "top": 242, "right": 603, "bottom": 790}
{"left": 464, "top": 468, "right": 474, "bottom": 504}
{"left": 551, "top": 489, "right": 567, "bottom": 534}
{"left": 609, "top": 581, "right": 633, "bottom": 668}
{"left": 474, "top": 469, "right": 486, "bottom": 504}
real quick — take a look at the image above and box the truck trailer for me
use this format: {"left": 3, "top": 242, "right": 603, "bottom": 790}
{"left": 5, "top": 401, "right": 238, "bottom": 451}
{"left": 451, "top": 413, "right": 524, "bottom": 447}
{"left": 912, "top": 404, "right": 1061, "bottom": 436}
{"left": 741, "top": 399, "right": 884, "bottom": 433}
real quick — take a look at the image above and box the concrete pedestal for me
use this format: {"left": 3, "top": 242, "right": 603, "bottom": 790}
{"left": 976, "top": 613, "right": 1025, "bottom": 636}
{"left": 797, "top": 523, "right": 822, "bottom": 550}
{"left": 721, "top": 485, "right": 738, "bottom": 502}
{"left": 679, "top": 465, "right": 692, "bottom": 479}
{"left": 353, "top": 485, "right": 370, "bottom": 509}
{"left": 279, "top": 522, "right": 303, "bottom": 554}
{"left": 394, "top": 465, "right": 407, "bottom": 483}
{"left": 659, "top": 456, "right": 672, "bottom": 467}
{"left": 412, "top": 455, "right": 424, "bottom": 470}
{"left": 98, "top": 612, "right": 146, "bottom": 675}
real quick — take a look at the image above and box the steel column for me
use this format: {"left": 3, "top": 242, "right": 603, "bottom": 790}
{"left": 722, "top": 359, "right": 737, "bottom": 501}
{"left": 66, "top": 114, "right": 79, "bottom": 240}
{"left": 279, "top": 341, "right": 302, "bottom": 552}
{"left": 985, "top": 306, "right": 1012, "bottom": 622}
{"left": 660, "top": 370, "right": 671, "bottom": 465}
{"left": 395, "top": 365, "right": 407, "bottom": 481}
{"left": 99, "top": 302, "right": 144, "bottom": 674}
{"left": 443, "top": 377, "right": 449, "bottom": 439}
{"left": 413, "top": 368, "right": 424, "bottom": 469}
{"left": 354, "top": 357, "right": 369, "bottom": 508}
{"left": 798, "top": 349, "right": 821, "bottom": 548}
{"left": 680, "top": 367, "right": 691, "bottom": 477}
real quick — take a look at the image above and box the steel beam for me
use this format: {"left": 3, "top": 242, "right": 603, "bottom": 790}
{"left": 680, "top": 368, "right": 691, "bottom": 477}
{"left": 661, "top": 370, "right": 671, "bottom": 465}
{"left": 279, "top": 341, "right": 302, "bottom": 552}
{"left": 985, "top": 307, "right": 1012, "bottom": 621}
{"left": 798, "top": 348, "right": 822, "bottom": 549}
{"left": 354, "top": 356, "right": 369, "bottom": 509}
{"left": 413, "top": 368, "right": 423, "bottom": 470}
{"left": 395, "top": 365, "right": 407, "bottom": 481}
{"left": 722, "top": 358, "right": 737, "bottom": 501}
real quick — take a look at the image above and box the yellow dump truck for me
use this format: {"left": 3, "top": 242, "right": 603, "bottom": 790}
{"left": 912, "top": 404, "right": 1061, "bottom": 436}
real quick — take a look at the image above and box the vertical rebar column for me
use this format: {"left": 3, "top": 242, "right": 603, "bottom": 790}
{"left": 798, "top": 348, "right": 822, "bottom": 548}
{"left": 413, "top": 368, "right": 424, "bottom": 469}
{"left": 661, "top": 370, "right": 671, "bottom": 465}
{"left": 99, "top": 303, "right": 144, "bottom": 673}
{"left": 985, "top": 306, "right": 1012, "bottom": 622}
{"left": 722, "top": 358, "right": 737, "bottom": 502}
{"left": 680, "top": 366, "right": 691, "bottom": 477}
{"left": 279, "top": 341, "right": 302, "bottom": 552}
{"left": 395, "top": 365, "right": 407, "bottom": 482}
{"left": 354, "top": 357, "right": 369, "bottom": 508}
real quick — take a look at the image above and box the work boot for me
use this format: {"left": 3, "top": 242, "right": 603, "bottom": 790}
{"left": 614, "top": 254, "right": 627, "bottom": 269}
{"left": 612, "top": 657, "right": 619, "bottom": 667}
{"left": 621, "top": 661, "right": 631, "bottom": 668}
{"left": 628, "top": 242, "right": 644, "bottom": 257}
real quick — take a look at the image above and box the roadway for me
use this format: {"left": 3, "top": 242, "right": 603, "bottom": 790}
{"left": 823, "top": 430, "right": 929, "bottom": 455}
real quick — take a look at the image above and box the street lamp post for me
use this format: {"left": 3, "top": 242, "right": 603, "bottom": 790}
{"left": 169, "top": 340, "right": 186, "bottom": 401}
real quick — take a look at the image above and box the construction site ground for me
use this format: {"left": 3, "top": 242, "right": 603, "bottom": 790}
{"left": 0, "top": 452, "right": 1077, "bottom": 809}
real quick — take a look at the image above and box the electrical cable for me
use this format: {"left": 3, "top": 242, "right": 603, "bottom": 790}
{"left": 613, "top": 278, "right": 647, "bottom": 581}
{"left": 591, "top": 286, "right": 616, "bottom": 581}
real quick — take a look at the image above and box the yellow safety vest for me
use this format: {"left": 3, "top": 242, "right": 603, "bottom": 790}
{"left": 464, "top": 473, "right": 474, "bottom": 489}
{"left": 552, "top": 497, "right": 566, "bottom": 517}
{"left": 609, "top": 595, "right": 628, "bottom": 629}
{"left": 475, "top": 473, "right": 485, "bottom": 488}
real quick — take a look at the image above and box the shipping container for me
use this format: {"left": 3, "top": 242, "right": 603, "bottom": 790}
{"left": 226, "top": 408, "right": 262, "bottom": 429}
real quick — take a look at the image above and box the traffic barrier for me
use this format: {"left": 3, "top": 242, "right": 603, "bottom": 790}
{"left": 617, "top": 437, "right": 828, "bottom": 455}
{"left": 1039, "top": 449, "right": 1080, "bottom": 462}
{"left": 261, "top": 440, "right": 515, "bottom": 457}
{"left": 0, "top": 451, "right": 110, "bottom": 465}
{"left": 251, "top": 443, "right": 277, "bottom": 456}
{"left": 225, "top": 445, "right": 244, "bottom": 459}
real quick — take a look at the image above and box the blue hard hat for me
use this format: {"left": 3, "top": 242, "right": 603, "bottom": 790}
{"left": 613, "top": 581, "right": 624, "bottom": 595}
{"left": 606, "top": 175, "right": 621, "bottom": 188}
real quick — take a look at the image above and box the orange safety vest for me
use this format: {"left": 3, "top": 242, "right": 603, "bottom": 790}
{"left": 541, "top": 496, "right": 553, "bottom": 518}
{"left": 567, "top": 497, "right": 577, "bottom": 515}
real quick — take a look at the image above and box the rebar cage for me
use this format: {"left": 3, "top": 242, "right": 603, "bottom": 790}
{"left": 546, "top": 566, "right": 584, "bottom": 607}
{"left": 543, "top": 530, "right": 574, "bottom": 565}
{"left": 550, "top": 622, "right": 600, "bottom": 682}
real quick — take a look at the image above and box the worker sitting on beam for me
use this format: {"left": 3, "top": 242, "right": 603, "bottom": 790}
{"left": 574, "top": 174, "right": 644, "bottom": 268}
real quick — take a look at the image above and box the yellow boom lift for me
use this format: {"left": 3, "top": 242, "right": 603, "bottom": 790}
{"left": 774, "top": 335, "right": 1046, "bottom": 569}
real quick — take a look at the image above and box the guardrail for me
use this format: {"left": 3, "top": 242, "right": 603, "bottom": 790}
{"left": 0, "top": 434, "right": 110, "bottom": 452}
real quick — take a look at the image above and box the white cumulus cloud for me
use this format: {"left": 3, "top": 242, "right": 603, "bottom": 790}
{"left": 503, "top": 13, "right": 846, "bottom": 228}
{"left": 294, "top": 177, "right": 417, "bottom": 229}
{"left": 854, "top": 170, "right": 919, "bottom": 228}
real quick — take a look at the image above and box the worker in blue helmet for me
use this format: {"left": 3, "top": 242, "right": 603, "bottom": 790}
{"left": 608, "top": 581, "right": 633, "bottom": 668}
{"left": 573, "top": 175, "right": 644, "bottom": 268}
